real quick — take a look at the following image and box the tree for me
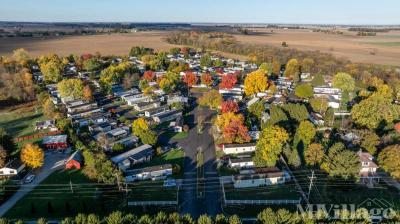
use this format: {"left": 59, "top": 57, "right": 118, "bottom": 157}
{"left": 105, "top": 211, "right": 124, "bottom": 224}
{"left": 294, "top": 120, "right": 316, "bottom": 147}
{"left": 143, "top": 71, "right": 155, "bottom": 82}
{"left": 197, "top": 215, "right": 212, "bottom": 224}
{"left": 259, "top": 62, "right": 272, "bottom": 75}
{"left": 83, "top": 85, "right": 93, "bottom": 100}
{"left": 354, "top": 129, "right": 380, "bottom": 155}
{"left": 20, "top": 143, "right": 44, "bottom": 169}
{"left": 0, "top": 128, "right": 16, "bottom": 154}
{"left": 200, "top": 53, "right": 212, "bottom": 68}
{"left": 201, "top": 73, "right": 213, "bottom": 86}
{"left": 132, "top": 118, "right": 157, "bottom": 145}
{"left": 351, "top": 96, "right": 399, "bottom": 129}
{"left": 42, "top": 98, "right": 59, "bottom": 119}
{"left": 100, "top": 62, "right": 132, "bottom": 92}
{"left": 312, "top": 73, "right": 326, "bottom": 87}
{"left": 157, "top": 72, "right": 180, "bottom": 93}
{"left": 150, "top": 52, "right": 169, "bottom": 71}
{"left": 244, "top": 70, "right": 269, "bottom": 96}
{"left": 39, "top": 55, "right": 64, "bottom": 83}
{"left": 294, "top": 83, "right": 313, "bottom": 99}
{"left": 129, "top": 46, "right": 154, "bottom": 57}
{"left": 219, "top": 74, "right": 237, "bottom": 90}
{"left": 309, "top": 97, "right": 329, "bottom": 114}
{"left": 266, "top": 105, "right": 288, "bottom": 127}
{"left": 281, "top": 103, "right": 309, "bottom": 123}
{"left": 321, "top": 143, "right": 360, "bottom": 179}
{"left": 215, "top": 112, "right": 244, "bottom": 130}
{"left": 83, "top": 58, "right": 102, "bottom": 72}
{"left": 378, "top": 145, "right": 400, "bottom": 179}
{"left": 221, "top": 100, "right": 239, "bottom": 113}
{"left": 183, "top": 72, "right": 198, "bottom": 87}
{"left": 255, "top": 125, "right": 289, "bottom": 167}
{"left": 332, "top": 72, "right": 355, "bottom": 93}
{"left": 198, "top": 90, "right": 222, "bottom": 110}
{"left": 284, "top": 59, "right": 299, "bottom": 80}
{"left": 301, "top": 58, "right": 314, "bottom": 73}
{"left": 222, "top": 119, "right": 251, "bottom": 144}
{"left": 284, "top": 146, "right": 301, "bottom": 168}
{"left": 112, "top": 143, "right": 125, "bottom": 152}
{"left": 13, "top": 48, "right": 30, "bottom": 65}
{"left": 57, "top": 79, "right": 84, "bottom": 100}
{"left": 248, "top": 100, "right": 265, "bottom": 122}
{"left": 305, "top": 143, "right": 324, "bottom": 166}
{"left": 0, "top": 145, "right": 7, "bottom": 168}
{"left": 123, "top": 73, "right": 140, "bottom": 90}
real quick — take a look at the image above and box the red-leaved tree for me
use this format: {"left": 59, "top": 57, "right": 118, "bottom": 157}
{"left": 222, "top": 119, "right": 251, "bottom": 144}
{"left": 219, "top": 74, "right": 237, "bottom": 90}
{"left": 183, "top": 72, "right": 198, "bottom": 87}
{"left": 221, "top": 100, "right": 239, "bottom": 113}
{"left": 143, "top": 71, "right": 155, "bottom": 81}
{"left": 201, "top": 73, "right": 213, "bottom": 86}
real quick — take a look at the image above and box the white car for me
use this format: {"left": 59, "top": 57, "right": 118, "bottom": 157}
{"left": 25, "top": 174, "right": 35, "bottom": 184}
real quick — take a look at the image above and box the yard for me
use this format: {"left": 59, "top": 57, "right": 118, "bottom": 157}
{"left": 0, "top": 102, "right": 47, "bottom": 156}
{"left": 132, "top": 148, "right": 185, "bottom": 177}
{"left": 223, "top": 182, "right": 302, "bottom": 201}
{"left": 0, "top": 102, "right": 46, "bottom": 138}
{"left": 4, "top": 169, "right": 123, "bottom": 219}
{"left": 160, "top": 130, "right": 189, "bottom": 140}
{"left": 127, "top": 180, "right": 177, "bottom": 202}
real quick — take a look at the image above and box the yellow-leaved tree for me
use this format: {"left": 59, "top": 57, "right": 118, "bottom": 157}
{"left": 244, "top": 69, "right": 269, "bottom": 96}
{"left": 21, "top": 143, "right": 44, "bottom": 169}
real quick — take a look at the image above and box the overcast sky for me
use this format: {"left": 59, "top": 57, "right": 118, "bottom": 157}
{"left": 0, "top": 0, "right": 399, "bottom": 25}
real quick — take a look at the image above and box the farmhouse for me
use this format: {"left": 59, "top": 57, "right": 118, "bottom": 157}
{"left": 0, "top": 159, "right": 25, "bottom": 176}
{"left": 125, "top": 164, "right": 173, "bottom": 182}
{"left": 42, "top": 135, "right": 68, "bottom": 150}
{"left": 110, "top": 144, "right": 153, "bottom": 171}
{"left": 222, "top": 143, "right": 256, "bottom": 155}
{"left": 153, "top": 109, "right": 182, "bottom": 124}
{"left": 232, "top": 168, "right": 286, "bottom": 188}
{"left": 65, "top": 150, "right": 83, "bottom": 170}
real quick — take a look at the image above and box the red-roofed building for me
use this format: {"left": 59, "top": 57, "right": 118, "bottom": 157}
{"left": 65, "top": 151, "right": 83, "bottom": 170}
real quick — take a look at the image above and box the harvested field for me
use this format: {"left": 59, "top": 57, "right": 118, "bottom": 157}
{"left": 0, "top": 31, "right": 179, "bottom": 57}
{"left": 1, "top": 28, "right": 399, "bottom": 66}
{"left": 233, "top": 28, "right": 400, "bottom": 66}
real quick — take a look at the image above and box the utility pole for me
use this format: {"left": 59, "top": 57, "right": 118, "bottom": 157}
{"left": 70, "top": 180, "right": 74, "bottom": 194}
{"left": 115, "top": 173, "right": 121, "bottom": 191}
{"left": 307, "top": 170, "right": 316, "bottom": 202}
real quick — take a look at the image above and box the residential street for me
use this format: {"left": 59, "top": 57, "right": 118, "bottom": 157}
{"left": 160, "top": 101, "right": 222, "bottom": 218}
{"left": 0, "top": 151, "right": 69, "bottom": 217}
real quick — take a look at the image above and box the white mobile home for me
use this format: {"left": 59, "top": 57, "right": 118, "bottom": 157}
{"left": 222, "top": 143, "right": 256, "bottom": 155}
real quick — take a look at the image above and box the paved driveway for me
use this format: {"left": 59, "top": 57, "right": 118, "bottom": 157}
{"left": 160, "top": 104, "right": 222, "bottom": 218}
{"left": 0, "top": 151, "right": 69, "bottom": 217}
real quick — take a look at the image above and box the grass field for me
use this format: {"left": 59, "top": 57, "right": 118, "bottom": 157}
{"left": 5, "top": 169, "right": 123, "bottom": 220}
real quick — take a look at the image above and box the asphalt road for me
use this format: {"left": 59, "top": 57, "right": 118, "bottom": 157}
{"left": 0, "top": 151, "right": 69, "bottom": 217}
{"left": 160, "top": 104, "right": 222, "bottom": 218}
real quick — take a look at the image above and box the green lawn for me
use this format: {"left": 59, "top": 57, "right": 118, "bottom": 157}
{"left": 160, "top": 130, "right": 189, "bottom": 140}
{"left": 132, "top": 149, "right": 185, "bottom": 177}
{"left": 127, "top": 180, "right": 177, "bottom": 201}
{"left": 5, "top": 170, "right": 123, "bottom": 220}
{"left": 365, "top": 41, "right": 400, "bottom": 46}
{"left": 0, "top": 104, "right": 46, "bottom": 138}
{"left": 224, "top": 182, "right": 302, "bottom": 201}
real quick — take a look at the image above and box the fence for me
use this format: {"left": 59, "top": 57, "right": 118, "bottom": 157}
{"left": 224, "top": 199, "right": 301, "bottom": 205}
{"left": 127, "top": 201, "right": 178, "bottom": 206}
{"left": 14, "top": 130, "right": 62, "bottom": 142}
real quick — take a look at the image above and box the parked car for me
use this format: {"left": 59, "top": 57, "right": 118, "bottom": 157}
{"left": 25, "top": 174, "right": 35, "bottom": 184}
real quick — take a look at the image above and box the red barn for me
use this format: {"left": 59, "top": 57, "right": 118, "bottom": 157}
{"left": 42, "top": 135, "right": 68, "bottom": 150}
{"left": 65, "top": 150, "right": 83, "bottom": 170}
